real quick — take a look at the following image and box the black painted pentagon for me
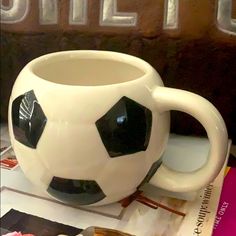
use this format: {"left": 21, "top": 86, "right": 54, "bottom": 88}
{"left": 47, "top": 177, "right": 106, "bottom": 205}
{"left": 96, "top": 96, "right": 152, "bottom": 157}
{"left": 11, "top": 90, "right": 47, "bottom": 148}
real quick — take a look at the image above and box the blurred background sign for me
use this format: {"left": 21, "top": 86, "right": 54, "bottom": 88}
{"left": 1, "top": 0, "right": 236, "bottom": 142}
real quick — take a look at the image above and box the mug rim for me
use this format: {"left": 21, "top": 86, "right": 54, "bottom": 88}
{"left": 26, "top": 50, "right": 155, "bottom": 87}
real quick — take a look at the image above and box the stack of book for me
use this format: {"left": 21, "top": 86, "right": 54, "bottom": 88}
{"left": 0, "top": 123, "right": 235, "bottom": 236}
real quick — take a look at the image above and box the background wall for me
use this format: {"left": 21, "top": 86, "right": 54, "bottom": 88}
{"left": 1, "top": 0, "right": 236, "bottom": 142}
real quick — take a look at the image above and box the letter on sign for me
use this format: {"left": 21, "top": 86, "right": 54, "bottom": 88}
{"left": 0, "top": 0, "right": 29, "bottom": 23}
{"left": 100, "top": 0, "right": 137, "bottom": 26}
{"left": 39, "top": 0, "right": 58, "bottom": 25}
{"left": 163, "top": 0, "right": 179, "bottom": 29}
{"left": 69, "top": 0, "right": 87, "bottom": 25}
{"left": 217, "top": 0, "right": 236, "bottom": 35}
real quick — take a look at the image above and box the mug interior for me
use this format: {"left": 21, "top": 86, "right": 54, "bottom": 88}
{"left": 31, "top": 52, "right": 146, "bottom": 86}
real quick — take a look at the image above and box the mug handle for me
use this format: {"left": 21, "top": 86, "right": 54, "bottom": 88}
{"left": 149, "top": 86, "right": 228, "bottom": 192}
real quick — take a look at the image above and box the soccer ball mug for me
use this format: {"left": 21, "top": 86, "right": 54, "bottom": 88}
{"left": 8, "top": 51, "right": 228, "bottom": 206}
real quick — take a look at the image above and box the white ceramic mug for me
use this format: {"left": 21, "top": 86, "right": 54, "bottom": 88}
{"left": 8, "top": 50, "right": 228, "bottom": 206}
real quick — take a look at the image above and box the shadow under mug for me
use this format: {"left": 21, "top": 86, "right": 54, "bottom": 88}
{"left": 8, "top": 50, "right": 228, "bottom": 206}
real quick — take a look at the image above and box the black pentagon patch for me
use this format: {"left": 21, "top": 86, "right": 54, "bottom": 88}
{"left": 11, "top": 90, "right": 47, "bottom": 148}
{"left": 96, "top": 96, "right": 152, "bottom": 157}
{"left": 47, "top": 177, "right": 106, "bottom": 205}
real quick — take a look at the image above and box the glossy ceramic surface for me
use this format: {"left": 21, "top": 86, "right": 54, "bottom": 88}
{"left": 8, "top": 51, "right": 228, "bottom": 206}
{"left": 48, "top": 177, "right": 106, "bottom": 205}
{"left": 96, "top": 96, "right": 152, "bottom": 157}
{"left": 11, "top": 90, "right": 47, "bottom": 148}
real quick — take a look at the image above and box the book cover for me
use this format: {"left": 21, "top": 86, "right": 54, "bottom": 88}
{"left": 213, "top": 156, "right": 236, "bottom": 236}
